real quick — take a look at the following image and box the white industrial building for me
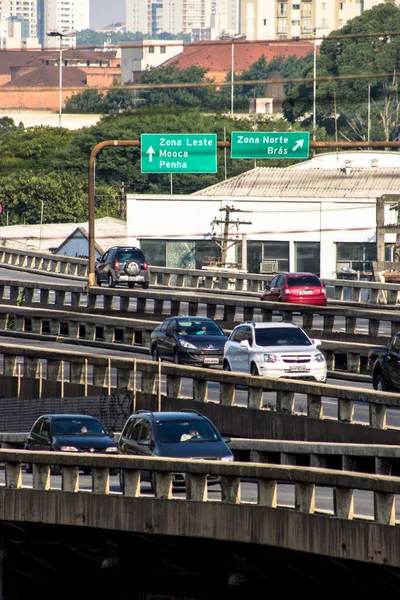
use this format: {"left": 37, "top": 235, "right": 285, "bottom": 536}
{"left": 126, "top": 152, "right": 400, "bottom": 279}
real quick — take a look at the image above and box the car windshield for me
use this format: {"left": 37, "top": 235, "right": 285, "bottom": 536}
{"left": 52, "top": 418, "right": 106, "bottom": 436}
{"left": 287, "top": 275, "right": 321, "bottom": 287}
{"left": 156, "top": 419, "right": 220, "bottom": 443}
{"left": 176, "top": 320, "right": 224, "bottom": 336}
{"left": 255, "top": 327, "right": 311, "bottom": 347}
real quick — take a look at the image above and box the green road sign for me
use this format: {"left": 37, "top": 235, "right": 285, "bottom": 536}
{"left": 141, "top": 133, "right": 217, "bottom": 173}
{"left": 231, "top": 131, "right": 310, "bottom": 160}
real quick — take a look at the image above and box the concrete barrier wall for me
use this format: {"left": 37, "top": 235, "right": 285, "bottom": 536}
{"left": 1, "top": 344, "right": 400, "bottom": 445}
{"left": 1, "top": 449, "right": 400, "bottom": 567}
{"left": 0, "top": 245, "right": 399, "bottom": 306}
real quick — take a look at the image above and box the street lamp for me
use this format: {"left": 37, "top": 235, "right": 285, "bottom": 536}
{"left": 46, "top": 30, "right": 76, "bottom": 128}
{"left": 312, "top": 28, "right": 325, "bottom": 142}
{"left": 230, "top": 34, "right": 246, "bottom": 118}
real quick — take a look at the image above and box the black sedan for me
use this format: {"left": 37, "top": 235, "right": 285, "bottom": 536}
{"left": 149, "top": 316, "right": 228, "bottom": 366}
{"left": 24, "top": 413, "right": 117, "bottom": 474}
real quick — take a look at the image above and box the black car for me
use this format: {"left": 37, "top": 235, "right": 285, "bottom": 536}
{"left": 118, "top": 409, "right": 233, "bottom": 490}
{"left": 95, "top": 246, "right": 150, "bottom": 289}
{"left": 150, "top": 316, "right": 228, "bottom": 366}
{"left": 24, "top": 414, "right": 117, "bottom": 474}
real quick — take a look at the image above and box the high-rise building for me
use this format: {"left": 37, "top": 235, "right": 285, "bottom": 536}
{"left": 40, "top": 0, "right": 90, "bottom": 48}
{"left": 0, "top": 0, "right": 38, "bottom": 38}
{"left": 183, "top": 0, "right": 213, "bottom": 35}
{"left": 161, "top": 0, "right": 183, "bottom": 35}
{"left": 126, "top": 0, "right": 152, "bottom": 35}
{"left": 211, "top": 0, "right": 239, "bottom": 37}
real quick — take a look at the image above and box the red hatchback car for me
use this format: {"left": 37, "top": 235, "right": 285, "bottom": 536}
{"left": 261, "top": 272, "right": 327, "bottom": 306}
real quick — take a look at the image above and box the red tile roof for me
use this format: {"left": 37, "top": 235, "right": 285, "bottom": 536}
{"left": 161, "top": 40, "right": 313, "bottom": 76}
{"left": 4, "top": 65, "right": 87, "bottom": 87}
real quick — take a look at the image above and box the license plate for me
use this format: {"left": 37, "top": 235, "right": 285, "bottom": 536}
{"left": 289, "top": 365, "right": 307, "bottom": 372}
{"left": 299, "top": 290, "right": 313, "bottom": 295}
{"left": 204, "top": 357, "right": 219, "bottom": 364}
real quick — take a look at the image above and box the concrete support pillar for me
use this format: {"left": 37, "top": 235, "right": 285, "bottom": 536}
{"left": 122, "top": 470, "right": 141, "bottom": 497}
{"left": 120, "top": 297, "right": 130, "bottom": 312}
{"left": 370, "top": 403, "right": 386, "bottom": 429}
{"left": 221, "top": 476, "right": 240, "bottom": 504}
{"left": 322, "top": 315, "right": 334, "bottom": 333}
{"left": 33, "top": 464, "right": 50, "bottom": 490}
{"left": 338, "top": 398, "right": 354, "bottom": 423}
{"left": 302, "top": 313, "right": 314, "bottom": 330}
{"left": 324, "top": 350, "right": 335, "bottom": 370}
{"left": 49, "top": 320, "right": 59, "bottom": 336}
{"left": 261, "top": 308, "right": 273, "bottom": 322}
{"left": 123, "top": 328, "right": 135, "bottom": 345}
{"left": 375, "top": 457, "right": 392, "bottom": 475}
{"left": 13, "top": 316, "right": 24, "bottom": 332}
{"left": 70, "top": 363, "right": 85, "bottom": 385}
{"left": 103, "top": 296, "right": 113, "bottom": 311}
{"left": 345, "top": 316, "right": 356, "bottom": 335}
{"left": 281, "top": 453, "right": 296, "bottom": 466}
{"left": 93, "top": 365, "right": 108, "bottom": 388}
{"left": 374, "top": 491, "right": 395, "bottom": 525}
{"left": 342, "top": 455, "right": 357, "bottom": 472}
{"left": 31, "top": 317, "right": 42, "bottom": 334}
{"left": 24, "top": 288, "right": 34, "bottom": 303}
{"left": 3, "top": 356, "right": 17, "bottom": 376}
{"left": 206, "top": 304, "right": 217, "bottom": 320}
{"left": 186, "top": 473, "right": 207, "bottom": 501}
{"left": 55, "top": 291, "right": 66, "bottom": 306}
{"left": 5, "top": 463, "right": 22, "bottom": 488}
{"left": 142, "top": 332, "right": 151, "bottom": 347}
{"left": 103, "top": 326, "right": 114, "bottom": 343}
{"left": 307, "top": 394, "right": 322, "bottom": 419}
{"left": 166, "top": 375, "right": 182, "bottom": 398}
{"left": 137, "top": 298, "right": 146, "bottom": 314}
{"left": 92, "top": 467, "right": 110, "bottom": 495}
{"left": 142, "top": 373, "right": 157, "bottom": 394}
{"left": 243, "top": 307, "right": 254, "bottom": 321}
{"left": 117, "top": 368, "right": 131, "bottom": 390}
{"left": 190, "top": 276, "right": 199, "bottom": 288}
{"left": 295, "top": 482, "right": 315, "bottom": 513}
{"left": 310, "top": 454, "right": 327, "bottom": 468}
{"left": 154, "top": 472, "right": 173, "bottom": 499}
{"left": 25, "top": 357, "right": 40, "bottom": 379}
{"left": 62, "top": 466, "right": 79, "bottom": 492}
{"left": 250, "top": 451, "right": 267, "bottom": 463}
{"left": 87, "top": 293, "right": 97, "bottom": 311}
{"left": 68, "top": 322, "right": 79, "bottom": 339}
{"left": 223, "top": 306, "right": 235, "bottom": 322}
{"left": 276, "top": 391, "right": 295, "bottom": 414}
{"left": 347, "top": 352, "right": 360, "bottom": 373}
{"left": 176, "top": 275, "right": 184, "bottom": 288}
{"left": 387, "top": 290, "right": 398, "bottom": 304}
{"left": 71, "top": 292, "right": 81, "bottom": 308}
{"left": 220, "top": 383, "right": 235, "bottom": 406}
{"left": 259, "top": 480, "right": 277, "bottom": 507}
{"left": 40, "top": 289, "right": 50, "bottom": 305}
{"left": 188, "top": 302, "right": 198, "bottom": 316}
{"left": 47, "top": 359, "right": 62, "bottom": 381}
{"left": 9, "top": 286, "right": 19, "bottom": 304}
{"left": 162, "top": 273, "right": 172, "bottom": 286}
{"left": 368, "top": 319, "right": 380, "bottom": 337}
{"left": 334, "top": 487, "right": 354, "bottom": 519}
{"left": 154, "top": 299, "right": 163, "bottom": 315}
{"left": 171, "top": 301, "right": 181, "bottom": 315}
{"left": 193, "top": 379, "right": 208, "bottom": 403}
{"left": 248, "top": 387, "right": 263, "bottom": 410}
{"left": 352, "top": 288, "right": 361, "bottom": 303}
{"left": 85, "top": 324, "right": 96, "bottom": 341}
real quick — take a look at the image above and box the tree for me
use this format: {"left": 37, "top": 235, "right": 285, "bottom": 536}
{"left": 284, "top": 3, "right": 400, "bottom": 141}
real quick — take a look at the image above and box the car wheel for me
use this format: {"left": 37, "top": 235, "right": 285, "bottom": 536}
{"left": 95, "top": 274, "right": 102, "bottom": 287}
{"left": 250, "top": 363, "right": 259, "bottom": 376}
{"left": 108, "top": 274, "right": 116, "bottom": 288}
{"left": 374, "top": 373, "right": 387, "bottom": 392}
{"left": 223, "top": 360, "right": 231, "bottom": 371}
{"left": 142, "top": 282, "right": 150, "bottom": 289}
{"left": 173, "top": 350, "right": 180, "bottom": 365}
{"left": 128, "top": 282, "right": 135, "bottom": 289}
{"left": 151, "top": 346, "right": 160, "bottom": 362}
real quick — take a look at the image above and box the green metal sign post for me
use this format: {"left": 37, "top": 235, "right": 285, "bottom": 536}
{"left": 231, "top": 131, "right": 310, "bottom": 160}
{"left": 141, "top": 133, "right": 218, "bottom": 173}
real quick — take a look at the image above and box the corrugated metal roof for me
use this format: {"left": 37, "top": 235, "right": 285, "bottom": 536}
{"left": 193, "top": 166, "right": 400, "bottom": 199}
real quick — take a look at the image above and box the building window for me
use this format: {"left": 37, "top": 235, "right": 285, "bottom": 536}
{"left": 160, "top": 46, "right": 166, "bottom": 53}
{"left": 292, "top": 4, "right": 300, "bottom": 9}
{"left": 294, "top": 242, "right": 320, "bottom": 276}
{"left": 237, "top": 241, "right": 289, "bottom": 273}
{"left": 149, "top": 46, "right": 155, "bottom": 53}
{"left": 335, "top": 242, "right": 376, "bottom": 277}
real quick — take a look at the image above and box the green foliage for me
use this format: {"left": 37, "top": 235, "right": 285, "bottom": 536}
{"left": 64, "top": 87, "right": 137, "bottom": 114}
{"left": 284, "top": 3, "right": 400, "bottom": 140}
{"left": 76, "top": 29, "right": 189, "bottom": 47}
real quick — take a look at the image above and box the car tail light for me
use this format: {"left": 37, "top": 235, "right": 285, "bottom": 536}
{"left": 143, "top": 261, "right": 148, "bottom": 271}
{"left": 113, "top": 260, "right": 120, "bottom": 271}
{"left": 284, "top": 285, "right": 293, "bottom": 294}
{"left": 321, "top": 287, "right": 326, "bottom": 295}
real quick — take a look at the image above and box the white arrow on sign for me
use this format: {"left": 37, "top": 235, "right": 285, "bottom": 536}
{"left": 146, "top": 146, "right": 155, "bottom": 162}
{"left": 292, "top": 139, "right": 304, "bottom": 152}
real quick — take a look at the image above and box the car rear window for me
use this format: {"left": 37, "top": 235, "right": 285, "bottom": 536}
{"left": 287, "top": 275, "right": 321, "bottom": 287}
{"left": 255, "top": 327, "right": 311, "bottom": 347}
{"left": 116, "top": 250, "right": 144, "bottom": 262}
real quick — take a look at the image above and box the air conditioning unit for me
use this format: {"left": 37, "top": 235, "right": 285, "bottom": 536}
{"left": 260, "top": 260, "right": 277, "bottom": 273}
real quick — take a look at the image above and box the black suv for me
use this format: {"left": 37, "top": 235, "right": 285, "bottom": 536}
{"left": 95, "top": 246, "right": 150, "bottom": 289}
{"left": 118, "top": 409, "right": 233, "bottom": 490}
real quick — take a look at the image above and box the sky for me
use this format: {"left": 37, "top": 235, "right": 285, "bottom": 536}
{"left": 90, "top": 0, "right": 125, "bottom": 30}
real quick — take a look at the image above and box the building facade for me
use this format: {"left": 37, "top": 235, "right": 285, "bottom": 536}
{"left": 40, "top": 0, "right": 90, "bottom": 48}
{"left": 0, "top": 0, "right": 39, "bottom": 48}
{"left": 125, "top": 0, "right": 153, "bottom": 35}
{"left": 121, "top": 40, "right": 184, "bottom": 83}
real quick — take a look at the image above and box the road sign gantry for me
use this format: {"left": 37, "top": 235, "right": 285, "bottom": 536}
{"left": 141, "top": 133, "right": 217, "bottom": 173}
{"left": 231, "top": 131, "right": 310, "bottom": 160}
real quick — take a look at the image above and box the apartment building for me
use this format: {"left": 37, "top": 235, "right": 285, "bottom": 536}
{"left": 0, "top": 0, "right": 39, "bottom": 47}
{"left": 125, "top": 0, "right": 152, "bottom": 35}
{"left": 39, "top": 0, "right": 90, "bottom": 48}
{"left": 240, "top": 0, "right": 398, "bottom": 42}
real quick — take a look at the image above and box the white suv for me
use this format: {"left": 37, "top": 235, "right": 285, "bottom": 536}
{"left": 223, "top": 321, "right": 327, "bottom": 383}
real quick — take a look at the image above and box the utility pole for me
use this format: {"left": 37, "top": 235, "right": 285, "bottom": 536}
{"left": 119, "top": 181, "right": 126, "bottom": 220}
{"left": 210, "top": 205, "right": 252, "bottom": 268}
